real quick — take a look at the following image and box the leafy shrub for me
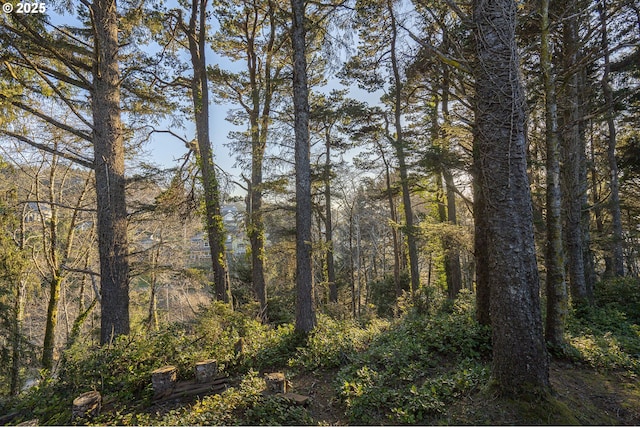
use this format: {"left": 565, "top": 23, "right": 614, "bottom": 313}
{"left": 247, "top": 323, "right": 302, "bottom": 370}
{"left": 289, "top": 314, "right": 389, "bottom": 371}
{"left": 60, "top": 325, "right": 205, "bottom": 403}
{"left": 244, "top": 394, "right": 314, "bottom": 425}
{"left": 336, "top": 293, "right": 491, "bottom": 424}
{"left": 4, "top": 375, "right": 73, "bottom": 425}
{"left": 566, "top": 302, "right": 640, "bottom": 372}
{"left": 594, "top": 278, "right": 640, "bottom": 323}
{"left": 339, "top": 360, "right": 488, "bottom": 424}
{"left": 369, "top": 273, "right": 410, "bottom": 317}
{"left": 567, "top": 333, "right": 639, "bottom": 371}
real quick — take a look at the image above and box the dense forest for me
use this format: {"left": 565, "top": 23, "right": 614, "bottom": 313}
{"left": 1, "top": 0, "right": 640, "bottom": 424}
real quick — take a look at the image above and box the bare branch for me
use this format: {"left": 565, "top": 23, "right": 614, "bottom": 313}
{"left": 0, "top": 130, "right": 94, "bottom": 169}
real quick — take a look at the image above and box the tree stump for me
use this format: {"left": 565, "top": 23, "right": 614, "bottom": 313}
{"left": 152, "top": 365, "right": 177, "bottom": 399}
{"left": 195, "top": 359, "right": 218, "bottom": 383}
{"left": 71, "top": 390, "right": 101, "bottom": 420}
{"left": 265, "top": 372, "right": 287, "bottom": 394}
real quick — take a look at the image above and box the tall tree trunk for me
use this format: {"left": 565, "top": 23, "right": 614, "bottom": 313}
{"left": 291, "top": 0, "right": 316, "bottom": 334}
{"left": 541, "top": 0, "right": 568, "bottom": 349}
{"left": 378, "top": 141, "right": 402, "bottom": 297}
{"left": 560, "top": 10, "right": 591, "bottom": 306}
{"left": 42, "top": 161, "right": 61, "bottom": 371}
{"left": 590, "top": 123, "right": 613, "bottom": 273}
{"left": 577, "top": 64, "right": 597, "bottom": 298}
{"left": 92, "top": 0, "right": 130, "bottom": 345}
{"left": 146, "top": 244, "right": 160, "bottom": 331}
{"left": 599, "top": 0, "right": 625, "bottom": 277}
{"left": 325, "top": 129, "right": 338, "bottom": 303}
{"left": 443, "top": 170, "right": 463, "bottom": 299}
{"left": 187, "top": 0, "right": 231, "bottom": 303}
{"left": 472, "top": 0, "right": 550, "bottom": 393}
{"left": 440, "top": 71, "right": 462, "bottom": 299}
{"left": 349, "top": 212, "right": 356, "bottom": 317}
{"left": 248, "top": 139, "right": 267, "bottom": 313}
{"left": 388, "top": 0, "right": 420, "bottom": 296}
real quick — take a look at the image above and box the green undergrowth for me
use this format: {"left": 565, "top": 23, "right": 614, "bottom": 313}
{"left": 336, "top": 290, "right": 492, "bottom": 424}
{"left": 97, "top": 370, "right": 314, "bottom": 426}
{"left": 565, "top": 278, "right": 640, "bottom": 373}
{"left": 4, "top": 280, "right": 640, "bottom": 425}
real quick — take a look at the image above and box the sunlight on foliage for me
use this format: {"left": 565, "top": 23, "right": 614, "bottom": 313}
{"left": 289, "top": 314, "right": 390, "bottom": 371}
{"left": 336, "top": 292, "right": 491, "bottom": 424}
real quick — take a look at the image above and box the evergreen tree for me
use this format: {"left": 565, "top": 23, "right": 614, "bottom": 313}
{"left": 472, "top": 0, "right": 550, "bottom": 394}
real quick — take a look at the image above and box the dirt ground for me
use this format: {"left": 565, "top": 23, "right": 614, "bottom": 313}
{"left": 439, "top": 362, "right": 640, "bottom": 425}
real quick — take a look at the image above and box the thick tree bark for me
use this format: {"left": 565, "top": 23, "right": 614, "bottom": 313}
{"left": 472, "top": 0, "right": 549, "bottom": 393}
{"left": 541, "top": 0, "right": 568, "bottom": 349}
{"left": 91, "top": 0, "right": 130, "bottom": 345}
{"left": 474, "top": 172, "right": 491, "bottom": 325}
{"left": 187, "top": 0, "right": 231, "bottom": 303}
{"left": 291, "top": 0, "right": 316, "bottom": 334}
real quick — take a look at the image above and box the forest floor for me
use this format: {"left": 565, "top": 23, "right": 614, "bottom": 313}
{"left": 282, "top": 362, "right": 640, "bottom": 425}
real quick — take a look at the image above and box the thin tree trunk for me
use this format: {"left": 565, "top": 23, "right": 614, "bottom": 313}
{"left": 325, "top": 129, "right": 338, "bottom": 303}
{"left": 356, "top": 213, "right": 362, "bottom": 318}
{"left": 599, "top": 0, "right": 624, "bottom": 277}
{"left": 590, "top": 120, "right": 612, "bottom": 274}
{"left": 443, "top": 169, "right": 462, "bottom": 299}
{"left": 291, "top": 0, "right": 316, "bottom": 334}
{"left": 349, "top": 211, "right": 356, "bottom": 318}
{"left": 147, "top": 244, "right": 160, "bottom": 331}
{"left": 92, "top": 0, "right": 130, "bottom": 345}
{"left": 187, "top": 0, "right": 231, "bottom": 303}
{"left": 378, "top": 142, "right": 402, "bottom": 297}
{"left": 472, "top": 0, "right": 549, "bottom": 393}
{"left": 388, "top": 0, "right": 420, "bottom": 296}
{"left": 577, "top": 64, "right": 597, "bottom": 298}
{"left": 541, "top": 0, "right": 568, "bottom": 349}
{"left": 561, "top": 12, "right": 590, "bottom": 307}
{"left": 42, "top": 160, "right": 60, "bottom": 371}
{"left": 10, "top": 280, "right": 26, "bottom": 395}
{"left": 439, "top": 67, "right": 462, "bottom": 299}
